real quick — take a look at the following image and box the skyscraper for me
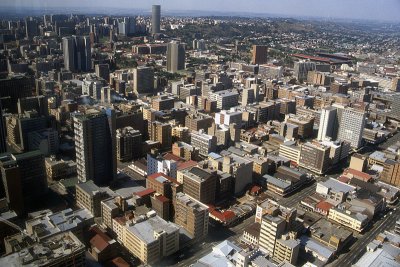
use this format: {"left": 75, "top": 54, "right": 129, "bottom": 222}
{"left": 252, "top": 45, "right": 268, "bottom": 65}
{"left": 0, "top": 100, "right": 6, "bottom": 153}
{"left": 62, "top": 37, "right": 75, "bottom": 72}
{"left": 317, "top": 106, "right": 338, "bottom": 141}
{"left": 167, "top": 41, "right": 185, "bottom": 73}
{"left": 73, "top": 111, "right": 116, "bottom": 186}
{"left": 63, "top": 36, "right": 92, "bottom": 72}
{"left": 337, "top": 107, "right": 366, "bottom": 149}
{"left": 25, "top": 18, "right": 38, "bottom": 39}
{"left": 152, "top": 5, "right": 161, "bottom": 35}
{"left": 133, "top": 66, "right": 155, "bottom": 94}
{"left": 1, "top": 151, "right": 47, "bottom": 215}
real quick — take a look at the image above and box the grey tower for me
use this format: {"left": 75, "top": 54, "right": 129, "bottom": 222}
{"left": 62, "top": 36, "right": 92, "bottom": 72}
{"left": 167, "top": 41, "right": 185, "bottom": 73}
{"left": 152, "top": 5, "right": 161, "bottom": 35}
{"left": 0, "top": 100, "right": 6, "bottom": 153}
{"left": 73, "top": 111, "right": 116, "bottom": 186}
{"left": 63, "top": 37, "right": 75, "bottom": 72}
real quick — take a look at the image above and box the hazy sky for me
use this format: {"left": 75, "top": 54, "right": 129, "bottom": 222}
{"left": 2, "top": 0, "right": 400, "bottom": 21}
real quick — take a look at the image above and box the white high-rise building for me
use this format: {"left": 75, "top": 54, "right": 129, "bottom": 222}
{"left": 318, "top": 106, "right": 338, "bottom": 141}
{"left": 337, "top": 108, "right": 366, "bottom": 149}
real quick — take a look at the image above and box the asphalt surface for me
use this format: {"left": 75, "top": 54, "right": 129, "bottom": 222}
{"left": 330, "top": 204, "right": 400, "bottom": 267}
{"left": 161, "top": 215, "right": 256, "bottom": 267}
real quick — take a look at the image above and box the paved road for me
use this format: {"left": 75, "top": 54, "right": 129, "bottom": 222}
{"left": 330, "top": 205, "right": 400, "bottom": 267}
{"left": 167, "top": 215, "right": 256, "bottom": 267}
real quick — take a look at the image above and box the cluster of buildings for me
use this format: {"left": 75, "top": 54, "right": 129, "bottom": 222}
{"left": 1, "top": 2, "right": 400, "bottom": 267}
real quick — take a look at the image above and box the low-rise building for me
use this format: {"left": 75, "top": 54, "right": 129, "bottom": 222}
{"left": 122, "top": 213, "right": 180, "bottom": 264}
{"left": 0, "top": 231, "right": 86, "bottom": 267}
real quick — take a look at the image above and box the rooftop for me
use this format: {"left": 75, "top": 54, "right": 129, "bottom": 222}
{"left": 318, "top": 178, "right": 356, "bottom": 194}
{"left": 0, "top": 231, "right": 85, "bottom": 267}
{"left": 126, "top": 215, "right": 179, "bottom": 245}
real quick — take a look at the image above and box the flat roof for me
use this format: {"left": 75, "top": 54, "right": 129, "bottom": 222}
{"left": 126, "top": 215, "right": 179, "bottom": 244}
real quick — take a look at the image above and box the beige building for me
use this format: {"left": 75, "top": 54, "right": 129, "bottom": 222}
{"left": 273, "top": 235, "right": 300, "bottom": 265}
{"left": 178, "top": 167, "right": 217, "bottom": 204}
{"left": 259, "top": 215, "right": 286, "bottom": 256}
{"left": 175, "top": 192, "right": 209, "bottom": 241}
{"left": 122, "top": 214, "right": 180, "bottom": 264}
{"left": 279, "top": 141, "right": 300, "bottom": 164}
{"left": 45, "top": 157, "right": 77, "bottom": 181}
{"left": 327, "top": 207, "right": 368, "bottom": 232}
{"left": 76, "top": 181, "right": 111, "bottom": 217}
{"left": 349, "top": 153, "right": 367, "bottom": 172}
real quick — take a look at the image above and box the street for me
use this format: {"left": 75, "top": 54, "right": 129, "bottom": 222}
{"left": 160, "top": 215, "right": 256, "bottom": 267}
{"left": 330, "top": 205, "right": 400, "bottom": 267}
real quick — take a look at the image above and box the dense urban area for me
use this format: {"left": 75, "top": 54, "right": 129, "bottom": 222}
{"left": 0, "top": 3, "right": 400, "bottom": 267}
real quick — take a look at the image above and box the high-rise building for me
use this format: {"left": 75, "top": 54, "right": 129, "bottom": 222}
{"left": 167, "top": 41, "right": 185, "bottom": 73}
{"left": 133, "top": 66, "right": 154, "bottom": 94}
{"left": 209, "top": 90, "right": 239, "bottom": 110}
{"left": 299, "top": 142, "right": 331, "bottom": 175}
{"left": 63, "top": 36, "right": 92, "bottom": 72}
{"left": 73, "top": 111, "right": 116, "bottom": 186}
{"left": 0, "top": 75, "right": 34, "bottom": 113}
{"left": 179, "top": 167, "right": 217, "bottom": 204}
{"left": 175, "top": 192, "right": 209, "bottom": 241}
{"left": 0, "top": 151, "right": 47, "bottom": 215}
{"left": 95, "top": 63, "right": 110, "bottom": 82}
{"left": 190, "top": 130, "right": 217, "bottom": 156}
{"left": 152, "top": 5, "right": 161, "bottom": 35}
{"left": 252, "top": 45, "right": 268, "bottom": 65}
{"left": 62, "top": 37, "right": 75, "bottom": 72}
{"left": 337, "top": 107, "right": 366, "bottom": 149}
{"left": 0, "top": 101, "right": 6, "bottom": 153}
{"left": 116, "top": 127, "right": 142, "bottom": 161}
{"left": 25, "top": 18, "right": 38, "bottom": 39}
{"left": 294, "top": 61, "right": 316, "bottom": 83}
{"left": 259, "top": 215, "right": 286, "bottom": 256}
{"left": 318, "top": 106, "right": 338, "bottom": 141}
{"left": 150, "top": 121, "right": 172, "bottom": 149}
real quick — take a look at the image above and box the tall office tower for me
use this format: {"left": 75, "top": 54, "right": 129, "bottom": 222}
{"left": 73, "top": 112, "right": 115, "bottom": 186}
{"left": 242, "top": 88, "right": 255, "bottom": 106}
{"left": 0, "top": 76, "right": 34, "bottom": 113}
{"left": 62, "top": 36, "right": 92, "bottom": 72}
{"left": 167, "top": 41, "right": 185, "bottom": 73}
{"left": 175, "top": 192, "right": 209, "bottom": 241}
{"left": 318, "top": 106, "right": 338, "bottom": 141}
{"left": 151, "top": 5, "right": 161, "bottom": 34}
{"left": 118, "top": 17, "right": 136, "bottom": 36}
{"left": 133, "top": 66, "right": 154, "bottom": 94}
{"left": 294, "top": 61, "right": 316, "bottom": 83}
{"left": 95, "top": 63, "right": 110, "bottom": 82}
{"left": 337, "top": 107, "right": 366, "bottom": 149}
{"left": 0, "top": 101, "right": 6, "bottom": 153}
{"left": 0, "top": 151, "right": 47, "bottom": 215}
{"left": 63, "top": 37, "right": 75, "bottom": 72}
{"left": 252, "top": 45, "right": 268, "bottom": 65}
{"left": 25, "top": 18, "right": 38, "bottom": 39}
{"left": 74, "top": 36, "right": 92, "bottom": 72}
{"left": 116, "top": 127, "right": 142, "bottom": 161}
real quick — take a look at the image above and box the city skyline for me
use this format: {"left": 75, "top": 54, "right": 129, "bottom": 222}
{"left": 1, "top": 0, "right": 400, "bottom": 22}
